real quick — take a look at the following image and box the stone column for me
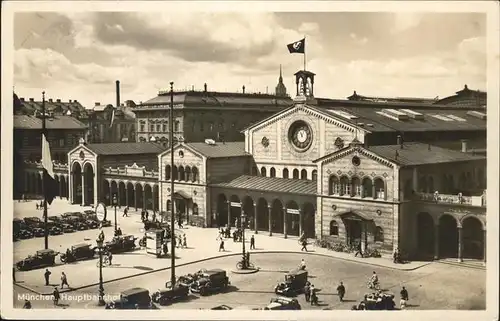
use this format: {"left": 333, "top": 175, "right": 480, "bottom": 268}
{"left": 299, "top": 209, "right": 303, "bottom": 237}
{"left": 69, "top": 173, "right": 73, "bottom": 204}
{"left": 434, "top": 223, "right": 439, "bottom": 260}
{"left": 117, "top": 186, "right": 121, "bottom": 208}
{"left": 58, "top": 178, "right": 62, "bottom": 198}
{"left": 283, "top": 206, "right": 288, "bottom": 239}
{"left": 412, "top": 167, "right": 418, "bottom": 192}
{"left": 372, "top": 185, "right": 376, "bottom": 199}
{"left": 143, "top": 188, "right": 147, "bottom": 210}
{"left": 152, "top": 187, "right": 157, "bottom": 212}
{"left": 483, "top": 230, "right": 486, "bottom": 265}
{"left": 125, "top": 185, "right": 129, "bottom": 208}
{"left": 81, "top": 173, "right": 86, "bottom": 206}
{"left": 227, "top": 201, "right": 231, "bottom": 227}
{"left": 457, "top": 226, "right": 463, "bottom": 262}
{"left": 253, "top": 203, "right": 258, "bottom": 234}
{"left": 134, "top": 186, "right": 138, "bottom": 211}
{"left": 268, "top": 205, "right": 272, "bottom": 236}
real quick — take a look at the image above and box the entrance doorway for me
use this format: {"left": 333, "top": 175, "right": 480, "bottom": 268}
{"left": 346, "top": 219, "right": 362, "bottom": 246}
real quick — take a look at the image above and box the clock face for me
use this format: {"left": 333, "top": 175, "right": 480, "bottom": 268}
{"left": 289, "top": 121, "right": 313, "bottom": 151}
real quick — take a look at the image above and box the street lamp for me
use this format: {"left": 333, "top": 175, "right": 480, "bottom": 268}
{"left": 240, "top": 212, "right": 248, "bottom": 269}
{"left": 112, "top": 193, "right": 118, "bottom": 232}
{"left": 96, "top": 239, "right": 106, "bottom": 306}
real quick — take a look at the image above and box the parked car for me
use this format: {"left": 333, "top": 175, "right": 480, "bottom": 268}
{"left": 61, "top": 223, "right": 76, "bottom": 233}
{"left": 274, "top": 269, "right": 308, "bottom": 296}
{"left": 66, "top": 217, "right": 89, "bottom": 231}
{"left": 264, "top": 297, "right": 301, "bottom": 310}
{"left": 60, "top": 243, "right": 96, "bottom": 263}
{"left": 151, "top": 281, "right": 190, "bottom": 305}
{"left": 105, "top": 235, "right": 138, "bottom": 254}
{"left": 362, "top": 292, "right": 396, "bottom": 310}
{"left": 190, "top": 269, "right": 230, "bottom": 296}
{"left": 16, "top": 249, "right": 59, "bottom": 271}
{"left": 85, "top": 219, "right": 99, "bottom": 229}
{"left": 18, "top": 229, "right": 34, "bottom": 239}
{"left": 105, "top": 288, "right": 157, "bottom": 309}
{"left": 101, "top": 219, "right": 112, "bottom": 227}
{"left": 177, "top": 269, "right": 207, "bottom": 287}
{"left": 211, "top": 305, "right": 233, "bottom": 310}
{"left": 33, "top": 227, "right": 45, "bottom": 237}
{"left": 24, "top": 216, "right": 41, "bottom": 225}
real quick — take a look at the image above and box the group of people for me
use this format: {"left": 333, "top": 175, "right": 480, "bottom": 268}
{"left": 216, "top": 225, "right": 256, "bottom": 252}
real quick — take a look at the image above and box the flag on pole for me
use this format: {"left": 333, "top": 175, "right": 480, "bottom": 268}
{"left": 41, "top": 133, "right": 57, "bottom": 205}
{"left": 109, "top": 107, "right": 116, "bottom": 128}
{"left": 287, "top": 38, "right": 305, "bottom": 54}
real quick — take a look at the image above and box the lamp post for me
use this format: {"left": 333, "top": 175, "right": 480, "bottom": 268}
{"left": 112, "top": 193, "right": 118, "bottom": 232}
{"left": 96, "top": 239, "right": 106, "bottom": 306}
{"left": 241, "top": 212, "right": 247, "bottom": 269}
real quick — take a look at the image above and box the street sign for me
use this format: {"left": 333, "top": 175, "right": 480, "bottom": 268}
{"left": 95, "top": 202, "right": 107, "bottom": 222}
{"left": 287, "top": 208, "right": 300, "bottom": 214}
{"left": 230, "top": 202, "right": 241, "bottom": 207}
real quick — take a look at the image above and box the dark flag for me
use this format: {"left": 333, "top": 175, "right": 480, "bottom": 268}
{"left": 41, "top": 133, "right": 57, "bottom": 205}
{"left": 287, "top": 38, "right": 305, "bottom": 54}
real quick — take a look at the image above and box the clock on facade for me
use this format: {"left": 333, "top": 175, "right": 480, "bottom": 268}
{"left": 288, "top": 120, "right": 313, "bottom": 151}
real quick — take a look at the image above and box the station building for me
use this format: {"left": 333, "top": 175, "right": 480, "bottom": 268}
{"left": 25, "top": 69, "right": 488, "bottom": 262}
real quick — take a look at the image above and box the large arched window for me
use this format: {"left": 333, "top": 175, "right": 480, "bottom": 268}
{"left": 270, "top": 167, "right": 276, "bottom": 178}
{"left": 174, "top": 120, "right": 180, "bottom": 132}
{"left": 192, "top": 167, "right": 199, "bottom": 182}
{"left": 293, "top": 169, "right": 299, "bottom": 179}
{"left": 428, "top": 176, "right": 434, "bottom": 193}
{"left": 330, "top": 221, "right": 339, "bottom": 236}
{"left": 283, "top": 168, "right": 289, "bottom": 179}
{"left": 339, "top": 176, "right": 349, "bottom": 196}
{"left": 300, "top": 169, "right": 307, "bottom": 180}
{"left": 185, "top": 166, "right": 192, "bottom": 181}
{"left": 441, "top": 174, "right": 448, "bottom": 193}
{"left": 374, "top": 178, "right": 385, "bottom": 200}
{"left": 312, "top": 170, "right": 317, "bottom": 181}
{"left": 329, "top": 175, "right": 339, "bottom": 195}
{"left": 375, "top": 226, "right": 384, "bottom": 243}
{"left": 351, "top": 177, "right": 361, "bottom": 197}
{"left": 179, "top": 166, "right": 185, "bottom": 181}
{"left": 447, "top": 174, "right": 455, "bottom": 193}
{"left": 477, "top": 168, "right": 485, "bottom": 189}
{"left": 193, "top": 203, "right": 199, "bottom": 215}
{"left": 419, "top": 176, "right": 428, "bottom": 193}
{"left": 261, "top": 167, "right": 267, "bottom": 177}
{"left": 403, "top": 179, "right": 412, "bottom": 200}
{"left": 172, "top": 166, "right": 178, "bottom": 181}
{"left": 167, "top": 200, "right": 172, "bottom": 211}
{"left": 165, "top": 165, "right": 171, "bottom": 180}
{"left": 459, "top": 172, "right": 466, "bottom": 190}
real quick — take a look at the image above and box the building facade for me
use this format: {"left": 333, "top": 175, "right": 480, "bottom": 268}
{"left": 87, "top": 102, "right": 136, "bottom": 144}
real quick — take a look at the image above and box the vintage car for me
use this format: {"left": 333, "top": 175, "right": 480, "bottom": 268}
{"left": 61, "top": 223, "right": 76, "bottom": 233}
{"left": 105, "top": 235, "right": 138, "bottom": 254}
{"left": 361, "top": 292, "right": 396, "bottom": 310}
{"left": 105, "top": 288, "right": 158, "bottom": 309}
{"left": 16, "top": 249, "right": 59, "bottom": 271}
{"left": 274, "top": 269, "right": 308, "bottom": 296}
{"left": 47, "top": 222, "right": 64, "bottom": 235}
{"left": 151, "top": 281, "right": 190, "bottom": 305}
{"left": 85, "top": 219, "right": 99, "bottom": 229}
{"left": 264, "top": 297, "right": 302, "bottom": 310}
{"left": 18, "top": 229, "right": 34, "bottom": 239}
{"left": 48, "top": 216, "right": 63, "bottom": 223}
{"left": 190, "top": 269, "right": 230, "bottom": 296}
{"left": 84, "top": 210, "right": 96, "bottom": 215}
{"left": 24, "top": 216, "right": 42, "bottom": 225}
{"left": 32, "top": 227, "right": 45, "bottom": 237}
{"left": 65, "top": 217, "right": 89, "bottom": 230}
{"left": 60, "top": 243, "right": 96, "bottom": 263}
{"left": 177, "top": 269, "right": 207, "bottom": 287}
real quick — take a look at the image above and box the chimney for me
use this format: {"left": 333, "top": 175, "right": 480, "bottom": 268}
{"left": 49, "top": 98, "right": 53, "bottom": 103}
{"left": 29, "top": 98, "right": 34, "bottom": 102}
{"left": 69, "top": 99, "right": 72, "bottom": 103}
{"left": 56, "top": 99, "right": 61, "bottom": 103}
{"left": 95, "top": 102, "right": 100, "bottom": 106}
{"left": 74, "top": 99, "right": 77, "bottom": 103}
{"left": 116, "top": 80, "right": 121, "bottom": 110}
{"left": 20, "top": 97, "right": 25, "bottom": 102}
{"left": 204, "top": 83, "right": 207, "bottom": 92}
{"left": 242, "top": 85, "right": 245, "bottom": 94}
{"left": 461, "top": 139, "right": 468, "bottom": 153}
{"left": 396, "top": 135, "right": 402, "bottom": 148}
{"left": 191, "top": 85, "right": 194, "bottom": 91}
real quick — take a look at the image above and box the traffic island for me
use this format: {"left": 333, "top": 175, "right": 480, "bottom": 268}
{"left": 230, "top": 267, "right": 260, "bottom": 275}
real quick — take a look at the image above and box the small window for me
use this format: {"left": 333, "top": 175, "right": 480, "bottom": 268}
{"left": 59, "top": 139, "right": 65, "bottom": 147}
{"left": 156, "top": 124, "right": 161, "bottom": 132}
{"left": 330, "top": 221, "right": 339, "bottom": 236}
{"left": 200, "top": 122, "right": 204, "bottom": 132}
{"left": 167, "top": 200, "right": 172, "bottom": 211}
{"left": 209, "top": 122, "right": 214, "bottom": 132}
{"left": 174, "top": 121, "right": 180, "bottom": 132}
{"left": 162, "top": 122, "right": 167, "bottom": 132}
{"left": 193, "top": 203, "right": 199, "bottom": 215}
{"left": 139, "top": 122, "right": 145, "bottom": 132}
{"left": 149, "top": 123, "right": 155, "bottom": 132}
{"left": 375, "top": 226, "right": 384, "bottom": 243}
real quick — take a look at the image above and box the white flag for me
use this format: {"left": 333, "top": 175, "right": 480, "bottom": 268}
{"left": 41, "top": 133, "right": 54, "bottom": 179}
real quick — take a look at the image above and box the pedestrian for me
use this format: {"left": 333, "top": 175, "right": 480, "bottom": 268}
{"left": 400, "top": 286, "right": 409, "bottom": 309}
{"left": 163, "top": 241, "right": 168, "bottom": 256}
{"left": 53, "top": 287, "right": 60, "bottom": 306}
{"left": 145, "top": 210, "right": 149, "bottom": 221}
{"left": 60, "top": 272, "right": 69, "bottom": 288}
{"left": 354, "top": 241, "right": 364, "bottom": 258}
{"left": 304, "top": 282, "right": 311, "bottom": 302}
{"left": 152, "top": 211, "right": 156, "bottom": 222}
{"left": 44, "top": 268, "right": 51, "bottom": 286}
{"left": 98, "top": 230, "right": 105, "bottom": 242}
{"left": 123, "top": 207, "right": 129, "bottom": 217}
{"left": 234, "top": 218, "right": 238, "bottom": 228}
{"left": 178, "top": 216, "right": 183, "bottom": 229}
{"left": 23, "top": 299, "right": 32, "bottom": 309}
{"left": 337, "top": 281, "right": 346, "bottom": 302}
{"left": 250, "top": 234, "right": 255, "bottom": 250}
{"left": 301, "top": 239, "right": 308, "bottom": 252}
{"left": 219, "top": 238, "right": 225, "bottom": 252}
{"left": 182, "top": 234, "right": 187, "bottom": 248}
{"left": 140, "top": 210, "right": 144, "bottom": 221}
{"left": 108, "top": 251, "right": 113, "bottom": 265}
{"left": 13, "top": 267, "right": 16, "bottom": 283}
{"left": 36, "top": 203, "right": 39, "bottom": 210}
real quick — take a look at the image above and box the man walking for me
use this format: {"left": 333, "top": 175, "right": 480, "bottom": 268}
{"left": 304, "top": 281, "right": 311, "bottom": 302}
{"left": 44, "top": 268, "right": 51, "bottom": 286}
{"left": 53, "top": 287, "right": 60, "bottom": 306}
{"left": 218, "top": 236, "right": 225, "bottom": 252}
{"left": 301, "top": 238, "right": 308, "bottom": 252}
{"left": 400, "top": 286, "right": 409, "bottom": 309}
{"left": 123, "top": 206, "right": 129, "bottom": 217}
{"left": 354, "top": 241, "right": 363, "bottom": 258}
{"left": 60, "top": 272, "right": 69, "bottom": 289}
{"left": 250, "top": 235, "right": 255, "bottom": 250}
{"left": 337, "top": 281, "right": 346, "bottom": 302}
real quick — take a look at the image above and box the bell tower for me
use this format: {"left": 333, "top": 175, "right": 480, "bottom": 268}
{"left": 293, "top": 70, "right": 317, "bottom": 105}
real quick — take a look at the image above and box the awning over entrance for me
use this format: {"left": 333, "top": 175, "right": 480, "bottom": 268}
{"left": 334, "top": 210, "right": 373, "bottom": 221}
{"left": 174, "top": 190, "right": 192, "bottom": 200}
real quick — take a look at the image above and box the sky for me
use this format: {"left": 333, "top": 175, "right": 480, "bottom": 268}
{"left": 13, "top": 11, "right": 487, "bottom": 109}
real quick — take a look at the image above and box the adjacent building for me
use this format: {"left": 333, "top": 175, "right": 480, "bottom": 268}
{"left": 87, "top": 101, "right": 136, "bottom": 144}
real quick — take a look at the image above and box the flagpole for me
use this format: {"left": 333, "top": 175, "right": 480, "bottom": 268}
{"left": 303, "top": 35, "right": 306, "bottom": 71}
{"left": 42, "top": 91, "right": 49, "bottom": 250}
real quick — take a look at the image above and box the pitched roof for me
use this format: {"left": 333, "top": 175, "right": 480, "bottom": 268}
{"left": 186, "top": 142, "right": 249, "bottom": 158}
{"left": 211, "top": 175, "right": 317, "bottom": 195}
{"left": 14, "top": 115, "right": 87, "bottom": 130}
{"left": 367, "top": 142, "right": 486, "bottom": 166}
{"left": 85, "top": 142, "right": 166, "bottom": 156}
